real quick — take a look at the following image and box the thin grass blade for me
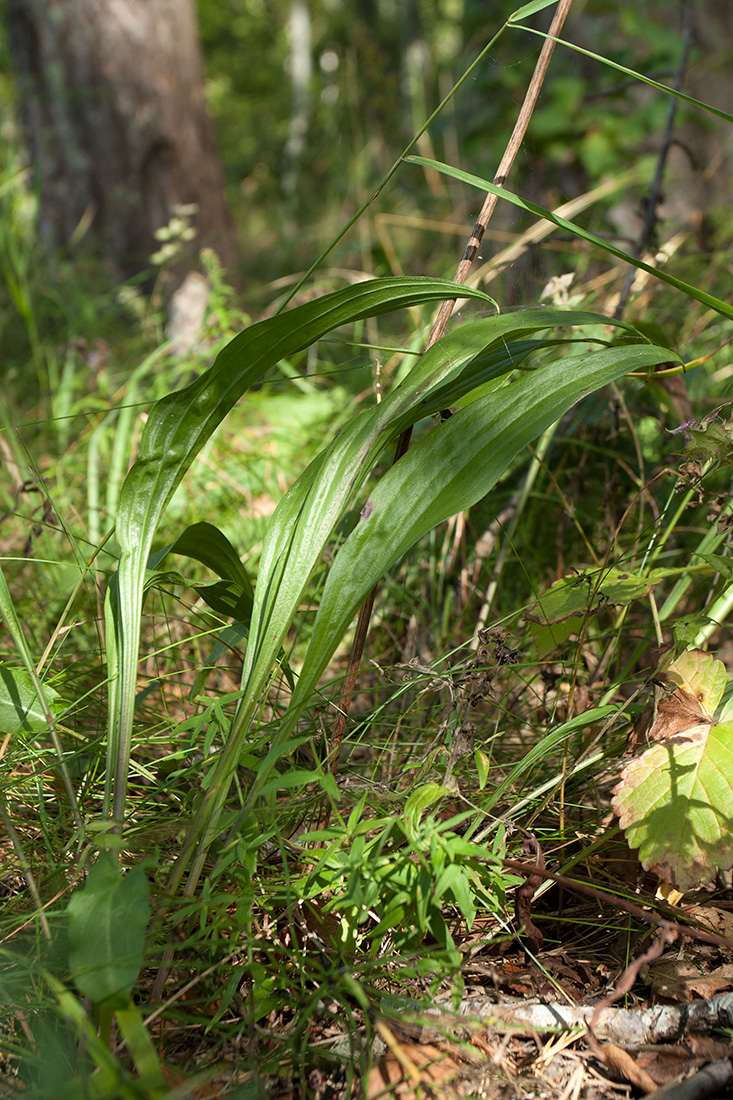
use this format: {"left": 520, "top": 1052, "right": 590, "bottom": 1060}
{"left": 405, "top": 156, "right": 733, "bottom": 323}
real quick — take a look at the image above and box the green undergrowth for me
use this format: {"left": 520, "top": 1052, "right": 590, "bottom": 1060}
{"left": 2, "top": 4, "right": 733, "bottom": 1098}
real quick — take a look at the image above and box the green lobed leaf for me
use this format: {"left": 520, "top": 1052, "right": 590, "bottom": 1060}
{"left": 612, "top": 722, "right": 733, "bottom": 891}
{"left": 67, "top": 850, "right": 149, "bottom": 1006}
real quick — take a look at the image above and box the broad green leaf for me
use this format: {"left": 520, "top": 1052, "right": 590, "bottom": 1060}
{"left": 257, "top": 767, "right": 340, "bottom": 801}
{"left": 45, "top": 973, "right": 125, "bottom": 1091}
{"left": 67, "top": 850, "right": 149, "bottom": 1006}
{"left": 698, "top": 553, "right": 733, "bottom": 584}
{"left": 108, "top": 278, "right": 493, "bottom": 822}
{"left": 405, "top": 156, "right": 733, "bottom": 323}
{"left": 524, "top": 567, "right": 657, "bottom": 626}
{"left": 148, "top": 521, "right": 254, "bottom": 609}
{"left": 238, "top": 312, "right": 649, "bottom": 716}
{"left": 434, "top": 864, "right": 476, "bottom": 928}
{"left": 529, "top": 615, "right": 584, "bottom": 660}
{"left": 678, "top": 412, "right": 733, "bottom": 467}
{"left": 525, "top": 566, "right": 685, "bottom": 653}
{"left": 719, "top": 692, "right": 733, "bottom": 725}
{"left": 613, "top": 722, "right": 733, "bottom": 890}
{"left": 178, "top": 314, "right": 661, "bottom": 876}
{"left": 192, "top": 579, "right": 254, "bottom": 625}
{"left": 475, "top": 749, "right": 490, "bottom": 791}
{"left": 147, "top": 523, "right": 258, "bottom": 644}
{"left": 285, "top": 344, "right": 678, "bottom": 726}
{"left": 0, "top": 664, "right": 63, "bottom": 734}
{"left": 115, "top": 1007, "right": 166, "bottom": 1096}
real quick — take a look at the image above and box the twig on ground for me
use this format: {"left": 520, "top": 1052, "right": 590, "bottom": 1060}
{"left": 415, "top": 992, "right": 733, "bottom": 1049}
{"left": 502, "top": 859, "right": 733, "bottom": 952}
{"left": 515, "top": 834, "right": 546, "bottom": 954}
{"left": 643, "top": 1058, "right": 733, "bottom": 1100}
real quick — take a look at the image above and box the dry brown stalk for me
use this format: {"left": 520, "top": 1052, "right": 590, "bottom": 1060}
{"left": 329, "top": 0, "right": 576, "bottom": 770}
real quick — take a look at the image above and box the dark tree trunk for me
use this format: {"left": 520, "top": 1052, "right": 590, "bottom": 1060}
{"left": 7, "top": 0, "right": 237, "bottom": 277}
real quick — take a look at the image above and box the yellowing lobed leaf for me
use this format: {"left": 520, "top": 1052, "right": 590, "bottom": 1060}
{"left": 665, "top": 649, "right": 728, "bottom": 715}
{"left": 613, "top": 651, "right": 733, "bottom": 891}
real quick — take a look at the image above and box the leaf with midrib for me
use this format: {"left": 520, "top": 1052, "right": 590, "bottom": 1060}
{"left": 0, "top": 664, "right": 63, "bottom": 734}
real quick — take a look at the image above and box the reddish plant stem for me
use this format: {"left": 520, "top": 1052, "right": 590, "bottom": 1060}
{"left": 328, "top": 0, "right": 575, "bottom": 770}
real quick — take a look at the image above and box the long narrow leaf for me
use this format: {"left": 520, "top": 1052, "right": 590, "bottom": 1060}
{"left": 0, "top": 563, "right": 81, "bottom": 830}
{"left": 238, "top": 309, "right": 644, "bottom": 710}
{"left": 510, "top": 28, "right": 733, "bottom": 126}
{"left": 405, "top": 156, "right": 733, "bottom": 324}
{"left": 109, "top": 278, "right": 492, "bottom": 822}
{"left": 280, "top": 343, "right": 679, "bottom": 743}
{"left": 509, "top": 0, "right": 558, "bottom": 20}
{"left": 173, "top": 323, "right": 673, "bottom": 887}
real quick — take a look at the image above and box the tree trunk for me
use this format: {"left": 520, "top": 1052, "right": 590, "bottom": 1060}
{"left": 7, "top": 0, "right": 237, "bottom": 277}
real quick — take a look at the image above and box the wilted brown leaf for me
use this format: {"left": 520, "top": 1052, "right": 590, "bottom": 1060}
{"left": 366, "top": 1043, "right": 461, "bottom": 1099}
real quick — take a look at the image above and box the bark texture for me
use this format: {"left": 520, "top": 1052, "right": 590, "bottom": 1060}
{"left": 7, "top": 0, "right": 236, "bottom": 275}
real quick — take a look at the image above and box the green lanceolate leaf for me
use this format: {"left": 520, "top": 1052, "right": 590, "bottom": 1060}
{"left": 174, "top": 313, "right": 663, "bottom": 885}
{"left": 509, "top": 0, "right": 558, "bottom": 21}
{"left": 108, "top": 278, "right": 493, "bottom": 823}
{"left": 236, "top": 309, "right": 640, "bottom": 710}
{"left": 148, "top": 521, "right": 257, "bottom": 639}
{"left": 148, "top": 521, "right": 255, "bottom": 607}
{"left": 508, "top": 28, "right": 733, "bottom": 127}
{"left": 282, "top": 342, "right": 679, "bottom": 732}
{"left": 405, "top": 156, "right": 733, "bottom": 324}
{"left": 67, "top": 849, "right": 149, "bottom": 1006}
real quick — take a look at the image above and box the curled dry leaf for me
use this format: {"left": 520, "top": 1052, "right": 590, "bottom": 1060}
{"left": 627, "top": 648, "right": 724, "bottom": 753}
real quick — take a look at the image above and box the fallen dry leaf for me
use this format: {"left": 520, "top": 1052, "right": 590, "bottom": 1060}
{"left": 640, "top": 958, "right": 702, "bottom": 1001}
{"left": 366, "top": 1042, "right": 461, "bottom": 1099}
{"left": 685, "top": 904, "right": 733, "bottom": 942}
{"left": 688, "top": 963, "right": 733, "bottom": 999}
